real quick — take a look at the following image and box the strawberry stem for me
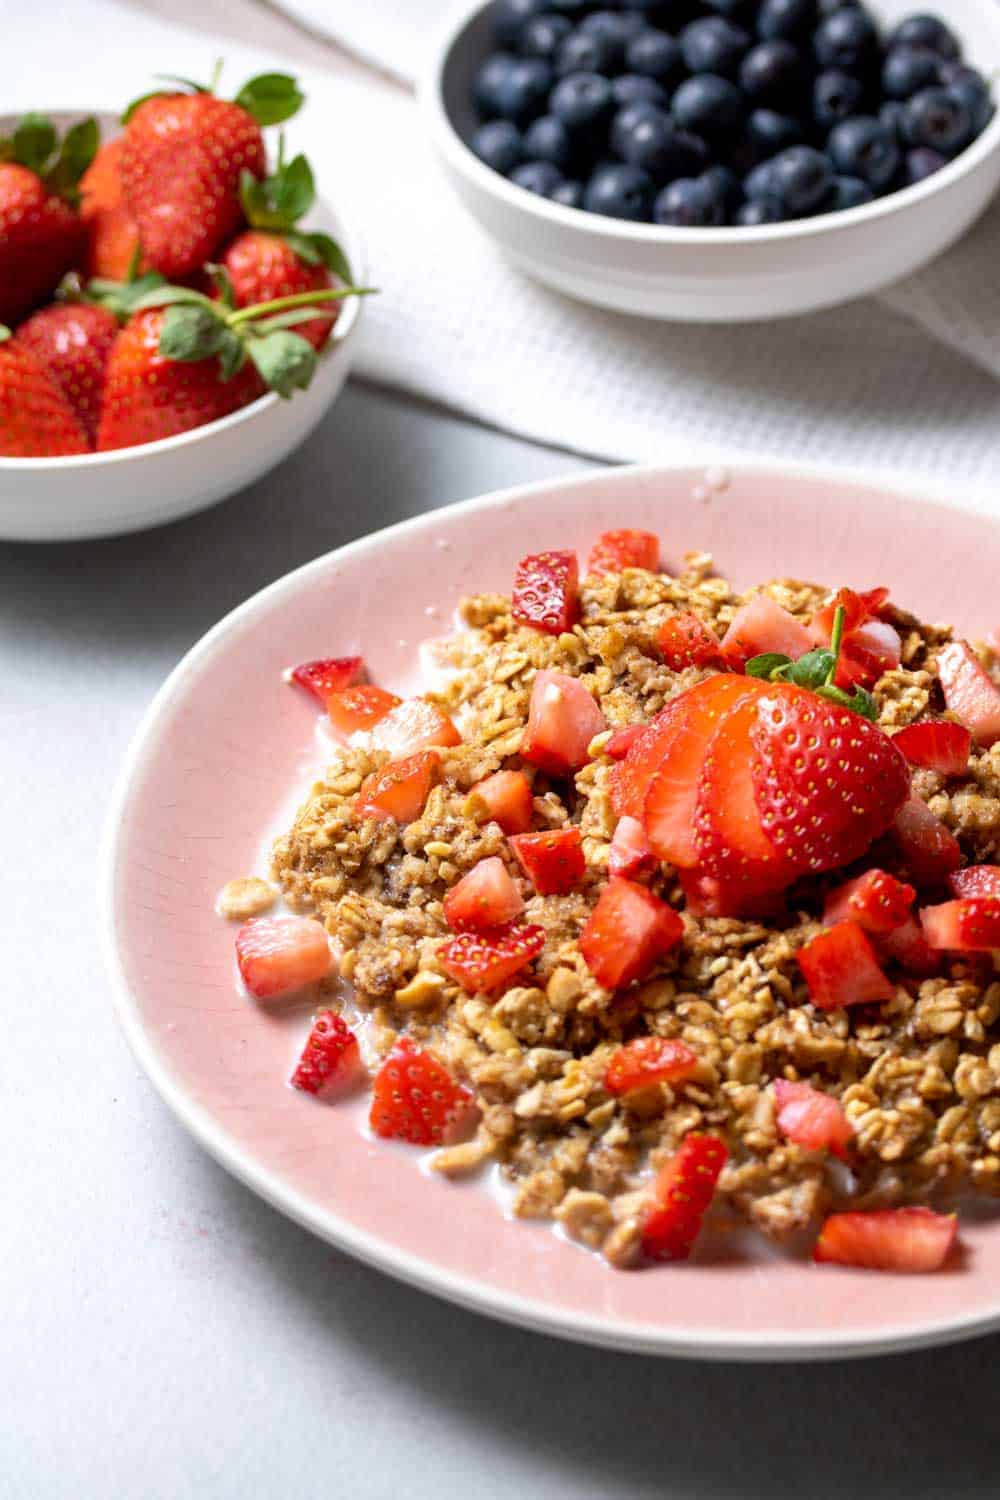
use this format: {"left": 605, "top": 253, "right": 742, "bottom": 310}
{"left": 826, "top": 604, "right": 846, "bottom": 685}
{"left": 226, "top": 286, "right": 375, "bottom": 326}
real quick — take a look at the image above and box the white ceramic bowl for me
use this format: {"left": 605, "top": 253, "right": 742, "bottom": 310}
{"left": 0, "top": 112, "right": 365, "bottom": 543}
{"left": 422, "top": 0, "right": 1000, "bottom": 322}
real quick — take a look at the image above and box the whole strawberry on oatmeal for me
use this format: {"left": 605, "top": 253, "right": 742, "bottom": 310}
{"left": 222, "top": 528, "right": 1000, "bottom": 1275}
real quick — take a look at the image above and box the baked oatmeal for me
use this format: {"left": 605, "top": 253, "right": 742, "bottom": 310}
{"left": 227, "top": 527, "right": 1000, "bottom": 1274}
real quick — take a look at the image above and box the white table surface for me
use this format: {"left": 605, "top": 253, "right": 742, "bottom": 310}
{"left": 5, "top": 5, "right": 1000, "bottom": 1497}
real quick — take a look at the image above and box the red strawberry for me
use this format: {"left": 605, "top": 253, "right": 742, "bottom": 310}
{"left": 604, "top": 1036, "right": 698, "bottom": 1096}
{"left": 119, "top": 71, "right": 302, "bottom": 278}
{"left": 369, "top": 1038, "right": 474, "bottom": 1145}
{"left": 289, "top": 656, "right": 365, "bottom": 705}
{"left": 355, "top": 750, "right": 439, "bottom": 825}
{"left": 512, "top": 550, "right": 580, "bottom": 635}
{"left": 773, "top": 1079, "right": 853, "bottom": 1158}
{"left": 921, "top": 897, "right": 1000, "bottom": 952}
{"left": 15, "top": 302, "right": 118, "bottom": 442}
{"left": 605, "top": 724, "right": 645, "bottom": 761}
{"left": 80, "top": 137, "right": 144, "bottom": 280}
{"left": 811, "top": 585, "right": 889, "bottom": 640}
{"left": 327, "top": 684, "right": 400, "bottom": 738}
{"left": 879, "top": 915, "right": 941, "bottom": 978}
{"left": 587, "top": 528, "right": 659, "bottom": 575}
{"left": 950, "top": 865, "right": 1000, "bottom": 899}
{"left": 0, "top": 338, "right": 90, "bottom": 457}
{"left": 678, "top": 868, "right": 785, "bottom": 919}
{"left": 580, "top": 877, "right": 683, "bottom": 990}
{"left": 438, "top": 923, "right": 546, "bottom": 993}
{"left": 609, "top": 698, "right": 692, "bottom": 822}
{"left": 520, "top": 669, "right": 606, "bottom": 776}
{"left": 937, "top": 641, "right": 1000, "bottom": 748}
{"left": 470, "top": 770, "right": 534, "bottom": 834}
{"left": 0, "top": 114, "right": 97, "bottom": 324}
{"left": 443, "top": 857, "right": 524, "bottom": 931}
{"left": 290, "top": 1011, "right": 362, "bottom": 1096}
{"left": 823, "top": 869, "right": 915, "bottom": 934}
{"left": 371, "top": 697, "right": 461, "bottom": 756}
{"left": 235, "top": 916, "right": 331, "bottom": 999}
{"left": 798, "top": 921, "right": 894, "bottom": 1011}
{"left": 720, "top": 595, "right": 812, "bottom": 668}
{"left": 813, "top": 1207, "right": 957, "bottom": 1272}
{"left": 810, "top": 587, "right": 899, "bottom": 689}
{"left": 891, "top": 796, "right": 962, "bottom": 887}
{"left": 510, "top": 827, "right": 585, "bottom": 894}
{"left": 892, "top": 719, "right": 971, "bottom": 776}
{"left": 657, "top": 612, "right": 726, "bottom": 672}
{"left": 641, "top": 1133, "right": 728, "bottom": 1262}
{"left": 608, "top": 815, "right": 655, "bottom": 880}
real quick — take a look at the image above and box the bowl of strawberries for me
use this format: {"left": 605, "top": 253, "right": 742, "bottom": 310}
{"left": 0, "top": 68, "right": 368, "bottom": 542}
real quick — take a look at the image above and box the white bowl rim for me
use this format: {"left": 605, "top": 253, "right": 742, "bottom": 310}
{"left": 0, "top": 106, "right": 367, "bottom": 473}
{"left": 102, "top": 454, "right": 1000, "bottom": 1363}
{"left": 422, "top": 0, "right": 1000, "bottom": 247}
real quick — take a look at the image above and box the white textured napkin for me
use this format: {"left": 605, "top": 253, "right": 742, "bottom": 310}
{"left": 12, "top": 0, "right": 1000, "bottom": 502}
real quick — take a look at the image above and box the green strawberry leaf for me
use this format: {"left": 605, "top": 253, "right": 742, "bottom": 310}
{"left": 10, "top": 113, "right": 57, "bottom": 174}
{"left": 286, "top": 230, "right": 353, "bottom": 282}
{"left": 245, "top": 328, "right": 316, "bottom": 397}
{"left": 129, "top": 284, "right": 215, "bottom": 313}
{"left": 745, "top": 652, "right": 791, "bottom": 680}
{"left": 45, "top": 117, "right": 99, "bottom": 201}
{"left": 251, "top": 306, "right": 337, "bottom": 333}
{"left": 780, "top": 648, "right": 836, "bottom": 690}
{"left": 153, "top": 72, "right": 212, "bottom": 94}
{"left": 816, "top": 683, "right": 878, "bottom": 721}
{"left": 206, "top": 262, "right": 237, "bottom": 311}
{"left": 159, "top": 303, "right": 228, "bottom": 362}
{"left": 215, "top": 328, "right": 246, "bottom": 382}
{"left": 235, "top": 73, "right": 305, "bottom": 127}
{"left": 239, "top": 148, "right": 314, "bottom": 230}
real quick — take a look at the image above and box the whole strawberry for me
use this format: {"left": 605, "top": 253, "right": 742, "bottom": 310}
{"left": 119, "top": 69, "right": 304, "bottom": 279}
{"left": 0, "top": 113, "right": 98, "bottom": 324}
{"left": 16, "top": 302, "right": 118, "bottom": 442}
{"left": 79, "top": 137, "right": 143, "bottom": 281}
{"left": 0, "top": 330, "right": 90, "bottom": 457}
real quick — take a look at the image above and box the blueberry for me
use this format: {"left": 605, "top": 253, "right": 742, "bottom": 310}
{"left": 905, "top": 145, "right": 948, "bottom": 181}
{"left": 549, "top": 178, "right": 585, "bottom": 207}
{"left": 626, "top": 29, "right": 684, "bottom": 83}
{"left": 748, "top": 107, "right": 803, "bottom": 152}
{"left": 611, "top": 73, "right": 669, "bottom": 107}
{"left": 680, "top": 16, "right": 751, "bottom": 78}
{"left": 739, "top": 39, "right": 804, "bottom": 106}
{"left": 672, "top": 73, "right": 744, "bottom": 136}
{"left": 736, "top": 195, "right": 785, "bottom": 221}
{"left": 882, "top": 45, "right": 942, "bottom": 99}
{"left": 757, "top": 0, "right": 815, "bottom": 42}
{"left": 767, "top": 144, "right": 834, "bottom": 211}
{"left": 827, "top": 173, "right": 874, "bottom": 207}
{"left": 610, "top": 100, "right": 662, "bottom": 156}
{"left": 523, "top": 114, "right": 576, "bottom": 169}
{"left": 511, "top": 160, "right": 565, "bottom": 195}
{"left": 581, "top": 10, "right": 647, "bottom": 43}
{"left": 617, "top": 105, "right": 709, "bottom": 179}
{"left": 701, "top": 163, "right": 743, "bottom": 209}
{"left": 702, "top": 0, "right": 753, "bottom": 18}
{"left": 827, "top": 116, "right": 900, "bottom": 188}
{"left": 744, "top": 158, "right": 780, "bottom": 197}
{"left": 474, "top": 53, "right": 517, "bottom": 118}
{"left": 879, "top": 99, "right": 906, "bottom": 140}
{"left": 901, "top": 86, "right": 973, "bottom": 151}
{"left": 887, "top": 14, "right": 960, "bottom": 60}
{"left": 583, "top": 162, "right": 655, "bottom": 219}
{"left": 492, "top": 0, "right": 548, "bottom": 47}
{"left": 471, "top": 119, "right": 524, "bottom": 175}
{"left": 939, "top": 67, "right": 994, "bottom": 133}
{"left": 556, "top": 27, "right": 626, "bottom": 76}
{"left": 547, "top": 0, "right": 591, "bottom": 12}
{"left": 816, "top": 0, "right": 861, "bottom": 13}
{"left": 550, "top": 71, "right": 616, "bottom": 135}
{"left": 813, "top": 69, "right": 865, "bottom": 129}
{"left": 519, "top": 15, "right": 573, "bottom": 61}
{"left": 813, "top": 8, "right": 879, "bottom": 70}
{"left": 653, "top": 176, "right": 727, "bottom": 224}
{"left": 476, "top": 54, "right": 553, "bottom": 123}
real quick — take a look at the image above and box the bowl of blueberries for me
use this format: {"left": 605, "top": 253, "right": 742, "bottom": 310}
{"left": 421, "top": 0, "right": 1000, "bottom": 319}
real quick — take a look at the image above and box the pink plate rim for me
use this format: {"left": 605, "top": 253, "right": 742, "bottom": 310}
{"left": 101, "top": 458, "right": 1000, "bottom": 1361}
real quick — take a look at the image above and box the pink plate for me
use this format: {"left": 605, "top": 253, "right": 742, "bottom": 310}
{"left": 103, "top": 460, "right": 1000, "bottom": 1360}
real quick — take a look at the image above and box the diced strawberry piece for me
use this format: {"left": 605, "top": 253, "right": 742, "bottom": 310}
{"left": 836, "top": 619, "right": 902, "bottom": 690}
{"left": 605, "top": 724, "right": 645, "bottom": 761}
{"left": 369, "top": 1038, "right": 475, "bottom": 1145}
{"left": 891, "top": 797, "right": 962, "bottom": 887}
{"left": 438, "top": 923, "right": 546, "bottom": 993}
{"left": 640, "top": 1133, "right": 728, "bottom": 1262}
{"left": 937, "top": 641, "right": 1000, "bottom": 747}
{"left": 751, "top": 685, "right": 910, "bottom": 876}
{"left": 823, "top": 869, "right": 915, "bottom": 934}
{"left": 773, "top": 1079, "right": 853, "bottom": 1159}
{"left": 892, "top": 719, "right": 972, "bottom": 775}
{"left": 643, "top": 676, "right": 768, "bottom": 868}
{"left": 512, "top": 550, "right": 580, "bottom": 636}
{"left": 235, "top": 916, "right": 331, "bottom": 1000}
{"left": 678, "top": 869, "right": 785, "bottom": 919}
{"left": 510, "top": 826, "right": 585, "bottom": 894}
{"left": 950, "top": 865, "right": 1000, "bottom": 899}
{"left": 443, "top": 857, "right": 524, "bottom": 932}
{"left": 798, "top": 921, "right": 894, "bottom": 1011}
{"left": 921, "top": 897, "right": 1000, "bottom": 952}
{"left": 327, "top": 684, "right": 400, "bottom": 739}
{"left": 470, "top": 769, "right": 534, "bottom": 834}
{"left": 811, "top": 586, "right": 890, "bottom": 642}
{"left": 813, "top": 1207, "right": 958, "bottom": 1272}
{"left": 608, "top": 815, "right": 656, "bottom": 879}
{"left": 356, "top": 750, "right": 439, "bottom": 824}
{"left": 587, "top": 528, "right": 659, "bottom": 576}
{"left": 372, "top": 697, "right": 461, "bottom": 756}
{"left": 290, "top": 1010, "right": 362, "bottom": 1096}
{"left": 720, "top": 595, "right": 813, "bottom": 668}
{"left": 520, "top": 670, "right": 606, "bottom": 776}
{"left": 879, "top": 915, "right": 941, "bottom": 977}
{"left": 604, "top": 1036, "right": 698, "bottom": 1096}
{"left": 289, "top": 656, "right": 365, "bottom": 705}
{"left": 657, "top": 612, "right": 725, "bottom": 672}
{"left": 580, "top": 877, "right": 683, "bottom": 991}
